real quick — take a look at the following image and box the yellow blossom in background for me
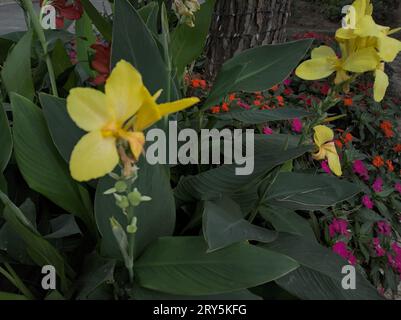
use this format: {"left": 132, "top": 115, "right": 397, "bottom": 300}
{"left": 296, "top": 0, "right": 401, "bottom": 102}
{"left": 67, "top": 60, "right": 199, "bottom": 182}
{"left": 313, "top": 125, "right": 342, "bottom": 176}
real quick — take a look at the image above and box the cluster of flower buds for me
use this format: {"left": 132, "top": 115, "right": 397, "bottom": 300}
{"left": 172, "top": 0, "right": 200, "bottom": 27}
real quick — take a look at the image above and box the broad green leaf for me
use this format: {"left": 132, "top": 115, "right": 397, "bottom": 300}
{"left": 0, "top": 199, "right": 36, "bottom": 265}
{"left": 0, "top": 191, "right": 73, "bottom": 293}
{"left": 40, "top": 93, "right": 85, "bottom": 163}
{"left": 132, "top": 285, "right": 261, "bottom": 300}
{"left": 81, "top": 0, "right": 112, "bottom": 42}
{"left": 45, "top": 214, "right": 81, "bottom": 239}
{"left": 203, "top": 39, "right": 313, "bottom": 109}
{"left": 95, "top": 159, "right": 176, "bottom": 259}
{"left": 75, "top": 12, "right": 96, "bottom": 79}
{"left": 1, "top": 30, "right": 34, "bottom": 100}
{"left": 138, "top": 1, "right": 159, "bottom": 33}
{"left": 264, "top": 234, "right": 383, "bottom": 300}
{"left": 76, "top": 253, "right": 115, "bottom": 300}
{"left": 171, "top": 0, "right": 215, "bottom": 76}
{"left": 112, "top": 0, "right": 169, "bottom": 101}
{"left": 0, "top": 102, "right": 12, "bottom": 172}
{"left": 264, "top": 172, "right": 361, "bottom": 210}
{"left": 214, "top": 108, "right": 310, "bottom": 125}
{"left": 0, "top": 292, "right": 28, "bottom": 300}
{"left": 259, "top": 205, "right": 315, "bottom": 240}
{"left": 50, "top": 40, "right": 77, "bottom": 92}
{"left": 175, "top": 135, "right": 312, "bottom": 203}
{"left": 135, "top": 236, "right": 299, "bottom": 296}
{"left": 10, "top": 93, "right": 94, "bottom": 232}
{"left": 203, "top": 197, "right": 277, "bottom": 252}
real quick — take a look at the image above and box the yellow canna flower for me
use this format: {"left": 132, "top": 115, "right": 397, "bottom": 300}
{"left": 67, "top": 60, "right": 200, "bottom": 181}
{"left": 295, "top": 45, "right": 379, "bottom": 84}
{"left": 373, "top": 63, "right": 389, "bottom": 102}
{"left": 313, "top": 125, "right": 342, "bottom": 176}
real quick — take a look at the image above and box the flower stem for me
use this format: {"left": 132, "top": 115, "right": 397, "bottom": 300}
{"left": 21, "top": 0, "right": 59, "bottom": 97}
{"left": 126, "top": 206, "right": 136, "bottom": 284}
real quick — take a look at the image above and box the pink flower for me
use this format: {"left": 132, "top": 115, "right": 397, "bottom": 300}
{"left": 321, "top": 161, "right": 331, "bottom": 174}
{"left": 291, "top": 118, "right": 303, "bottom": 133}
{"left": 395, "top": 182, "right": 401, "bottom": 195}
{"left": 332, "top": 241, "right": 349, "bottom": 259}
{"left": 362, "top": 195, "right": 374, "bottom": 209}
{"left": 237, "top": 101, "right": 251, "bottom": 110}
{"left": 373, "top": 238, "right": 386, "bottom": 257}
{"left": 332, "top": 241, "right": 356, "bottom": 265}
{"left": 353, "top": 160, "right": 369, "bottom": 181}
{"left": 372, "top": 177, "right": 383, "bottom": 193}
{"left": 329, "top": 218, "right": 349, "bottom": 238}
{"left": 263, "top": 126, "right": 273, "bottom": 135}
{"left": 377, "top": 221, "right": 391, "bottom": 236}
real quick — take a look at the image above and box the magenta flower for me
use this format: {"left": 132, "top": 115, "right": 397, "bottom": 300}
{"left": 395, "top": 182, "right": 401, "bottom": 195}
{"left": 329, "top": 218, "right": 349, "bottom": 238}
{"left": 291, "top": 118, "right": 303, "bottom": 133}
{"left": 373, "top": 238, "right": 386, "bottom": 257}
{"left": 262, "top": 126, "right": 273, "bottom": 135}
{"left": 348, "top": 253, "right": 357, "bottom": 266}
{"left": 283, "top": 78, "right": 292, "bottom": 86}
{"left": 332, "top": 241, "right": 349, "bottom": 259}
{"left": 362, "top": 195, "right": 374, "bottom": 209}
{"left": 377, "top": 221, "right": 391, "bottom": 236}
{"left": 321, "top": 161, "right": 331, "bottom": 174}
{"left": 237, "top": 101, "right": 251, "bottom": 110}
{"left": 372, "top": 177, "right": 383, "bottom": 193}
{"left": 352, "top": 160, "right": 369, "bottom": 181}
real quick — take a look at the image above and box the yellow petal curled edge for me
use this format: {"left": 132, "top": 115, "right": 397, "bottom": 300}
{"left": 70, "top": 131, "right": 119, "bottom": 182}
{"left": 67, "top": 88, "right": 111, "bottom": 132}
{"left": 374, "top": 68, "right": 389, "bottom": 102}
{"left": 325, "top": 143, "right": 342, "bottom": 176}
{"left": 313, "top": 125, "right": 334, "bottom": 147}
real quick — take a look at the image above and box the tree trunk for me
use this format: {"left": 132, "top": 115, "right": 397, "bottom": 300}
{"left": 205, "top": 0, "right": 292, "bottom": 80}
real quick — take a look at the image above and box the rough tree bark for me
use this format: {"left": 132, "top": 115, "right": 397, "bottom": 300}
{"left": 205, "top": 0, "right": 292, "bottom": 80}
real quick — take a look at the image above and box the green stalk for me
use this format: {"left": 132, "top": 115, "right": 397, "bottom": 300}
{"left": 126, "top": 206, "right": 136, "bottom": 284}
{"left": 0, "top": 264, "right": 35, "bottom": 300}
{"left": 21, "top": 0, "right": 58, "bottom": 97}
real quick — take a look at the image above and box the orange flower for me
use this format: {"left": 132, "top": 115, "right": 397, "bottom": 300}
{"left": 386, "top": 160, "right": 394, "bottom": 172}
{"left": 372, "top": 156, "right": 385, "bottom": 168}
{"left": 380, "top": 121, "right": 394, "bottom": 138}
{"left": 210, "top": 106, "right": 220, "bottom": 114}
{"left": 335, "top": 139, "right": 343, "bottom": 149}
{"left": 343, "top": 98, "right": 353, "bottom": 107}
{"left": 221, "top": 102, "right": 230, "bottom": 112}
{"left": 343, "top": 133, "right": 353, "bottom": 144}
{"left": 394, "top": 144, "right": 401, "bottom": 153}
{"left": 191, "top": 79, "right": 207, "bottom": 90}
{"left": 276, "top": 95, "right": 285, "bottom": 106}
{"left": 228, "top": 93, "right": 236, "bottom": 102}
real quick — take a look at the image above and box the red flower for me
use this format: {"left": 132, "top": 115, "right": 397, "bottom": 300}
{"left": 380, "top": 121, "right": 394, "bottom": 138}
{"left": 40, "top": 0, "right": 83, "bottom": 29}
{"left": 343, "top": 98, "right": 353, "bottom": 107}
{"left": 221, "top": 102, "right": 230, "bottom": 112}
{"left": 254, "top": 100, "right": 262, "bottom": 106}
{"left": 191, "top": 79, "right": 207, "bottom": 90}
{"left": 394, "top": 144, "right": 401, "bottom": 153}
{"left": 320, "top": 83, "right": 330, "bottom": 95}
{"left": 335, "top": 139, "right": 343, "bottom": 149}
{"left": 372, "top": 156, "right": 385, "bottom": 168}
{"left": 283, "top": 88, "right": 293, "bottom": 95}
{"left": 276, "top": 95, "right": 284, "bottom": 106}
{"left": 210, "top": 106, "right": 220, "bottom": 114}
{"left": 90, "top": 43, "right": 111, "bottom": 86}
{"left": 343, "top": 133, "right": 353, "bottom": 144}
{"left": 386, "top": 160, "right": 394, "bottom": 172}
{"left": 228, "top": 93, "right": 236, "bottom": 102}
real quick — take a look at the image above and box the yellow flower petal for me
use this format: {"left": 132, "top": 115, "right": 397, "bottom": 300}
{"left": 325, "top": 144, "right": 342, "bottom": 176}
{"left": 313, "top": 125, "right": 334, "bottom": 147}
{"left": 67, "top": 88, "right": 111, "bottom": 131}
{"left": 158, "top": 97, "right": 200, "bottom": 118}
{"left": 334, "top": 70, "right": 351, "bottom": 85}
{"left": 295, "top": 58, "right": 335, "bottom": 81}
{"left": 135, "top": 87, "right": 200, "bottom": 131}
{"left": 374, "top": 68, "right": 389, "bottom": 102}
{"left": 377, "top": 36, "right": 401, "bottom": 62}
{"left": 311, "top": 46, "right": 337, "bottom": 59}
{"left": 120, "top": 131, "right": 145, "bottom": 161}
{"left": 70, "top": 131, "right": 118, "bottom": 182}
{"left": 105, "top": 60, "right": 144, "bottom": 124}
{"left": 343, "top": 47, "right": 379, "bottom": 73}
